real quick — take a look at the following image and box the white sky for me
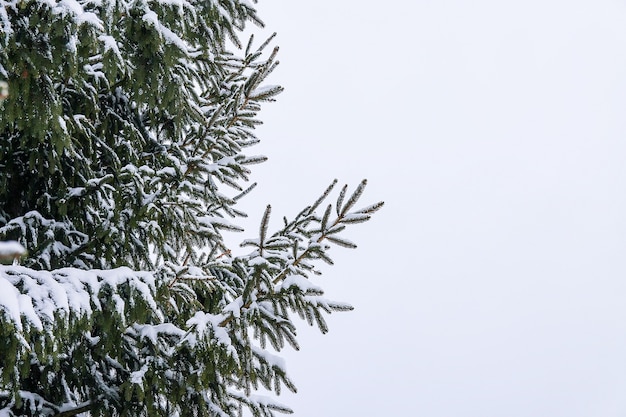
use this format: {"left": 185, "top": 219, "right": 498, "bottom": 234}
{"left": 234, "top": 1, "right": 626, "bottom": 416}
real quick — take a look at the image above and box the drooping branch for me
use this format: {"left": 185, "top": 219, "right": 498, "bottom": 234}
{"left": 53, "top": 400, "right": 97, "bottom": 417}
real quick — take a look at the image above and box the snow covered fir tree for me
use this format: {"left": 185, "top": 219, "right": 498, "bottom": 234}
{"left": 0, "top": 0, "right": 382, "bottom": 416}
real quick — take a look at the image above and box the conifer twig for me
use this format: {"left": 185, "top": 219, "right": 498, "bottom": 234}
{"left": 53, "top": 400, "right": 96, "bottom": 417}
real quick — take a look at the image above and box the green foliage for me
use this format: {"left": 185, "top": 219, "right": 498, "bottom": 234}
{"left": 0, "top": 0, "right": 383, "bottom": 416}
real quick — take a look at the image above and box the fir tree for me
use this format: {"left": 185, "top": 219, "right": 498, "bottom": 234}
{"left": 0, "top": 0, "right": 383, "bottom": 416}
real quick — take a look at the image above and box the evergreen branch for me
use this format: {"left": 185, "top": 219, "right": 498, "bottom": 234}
{"left": 259, "top": 204, "right": 272, "bottom": 251}
{"left": 309, "top": 179, "right": 338, "bottom": 214}
{"left": 335, "top": 184, "right": 348, "bottom": 216}
{"left": 339, "top": 179, "right": 368, "bottom": 217}
{"left": 218, "top": 180, "right": 382, "bottom": 328}
{"left": 276, "top": 213, "right": 381, "bottom": 286}
{"left": 53, "top": 401, "right": 96, "bottom": 417}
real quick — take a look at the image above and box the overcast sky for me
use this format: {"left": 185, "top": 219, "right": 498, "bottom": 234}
{"left": 234, "top": 1, "right": 626, "bottom": 416}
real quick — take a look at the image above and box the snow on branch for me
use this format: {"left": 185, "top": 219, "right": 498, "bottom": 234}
{"left": 0, "top": 241, "right": 25, "bottom": 262}
{"left": 0, "top": 265, "right": 160, "bottom": 333}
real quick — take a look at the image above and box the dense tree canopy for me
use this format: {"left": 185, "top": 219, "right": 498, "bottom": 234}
{"left": 0, "top": 0, "right": 382, "bottom": 416}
